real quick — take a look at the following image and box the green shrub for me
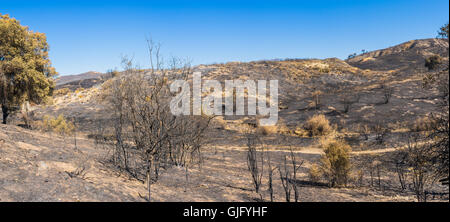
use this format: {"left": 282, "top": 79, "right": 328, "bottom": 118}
{"left": 42, "top": 114, "right": 75, "bottom": 136}
{"left": 319, "top": 140, "right": 352, "bottom": 187}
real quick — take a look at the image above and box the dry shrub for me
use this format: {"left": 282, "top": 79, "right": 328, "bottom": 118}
{"left": 356, "top": 124, "right": 371, "bottom": 140}
{"left": 41, "top": 114, "right": 75, "bottom": 136}
{"left": 425, "top": 55, "right": 442, "bottom": 71}
{"left": 309, "top": 163, "right": 322, "bottom": 183}
{"left": 303, "top": 114, "right": 332, "bottom": 137}
{"left": 372, "top": 124, "right": 390, "bottom": 144}
{"left": 319, "top": 140, "right": 352, "bottom": 187}
{"left": 293, "top": 126, "right": 309, "bottom": 137}
{"left": 43, "top": 96, "right": 54, "bottom": 106}
{"left": 53, "top": 88, "right": 71, "bottom": 97}
{"left": 277, "top": 120, "right": 291, "bottom": 134}
{"left": 411, "top": 116, "right": 436, "bottom": 132}
{"left": 257, "top": 125, "right": 278, "bottom": 136}
{"left": 74, "top": 88, "right": 85, "bottom": 94}
{"left": 350, "top": 169, "right": 365, "bottom": 187}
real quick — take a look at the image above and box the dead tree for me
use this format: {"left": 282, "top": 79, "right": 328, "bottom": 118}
{"left": 372, "top": 124, "right": 390, "bottom": 145}
{"left": 357, "top": 124, "right": 371, "bottom": 141}
{"left": 267, "top": 154, "right": 276, "bottom": 202}
{"left": 406, "top": 133, "right": 434, "bottom": 202}
{"left": 340, "top": 93, "right": 360, "bottom": 113}
{"left": 392, "top": 151, "right": 408, "bottom": 192}
{"left": 246, "top": 132, "right": 264, "bottom": 197}
{"left": 382, "top": 85, "right": 393, "bottom": 104}
{"left": 102, "top": 40, "right": 211, "bottom": 201}
{"left": 289, "top": 149, "right": 303, "bottom": 202}
{"left": 278, "top": 155, "right": 292, "bottom": 202}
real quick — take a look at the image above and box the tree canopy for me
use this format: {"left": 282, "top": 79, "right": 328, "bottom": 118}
{"left": 0, "top": 13, "right": 57, "bottom": 123}
{"left": 438, "top": 22, "right": 449, "bottom": 39}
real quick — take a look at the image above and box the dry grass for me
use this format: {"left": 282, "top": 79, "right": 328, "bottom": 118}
{"left": 411, "top": 116, "right": 436, "bottom": 132}
{"left": 303, "top": 114, "right": 333, "bottom": 137}
{"left": 309, "top": 163, "right": 322, "bottom": 183}
{"left": 53, "top": 88, "right": 71, "bottom": 97}
{"left": 257, "top": 125, "right": 278, "bottom": 135}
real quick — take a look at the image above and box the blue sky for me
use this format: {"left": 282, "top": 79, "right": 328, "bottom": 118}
{"left": 1, "top": 0, "right": 448, "bottom": 75}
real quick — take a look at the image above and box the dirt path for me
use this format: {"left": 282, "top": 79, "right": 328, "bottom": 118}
{"left": 213, "top": 145, "right": 399, "bottom": 156}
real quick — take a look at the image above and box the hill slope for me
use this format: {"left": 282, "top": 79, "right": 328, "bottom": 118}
{"left": 1, "top": 38, "right": 448, "bottom": 202}
{"left": 346, "top": 38, "right": 449, "bottom": 71}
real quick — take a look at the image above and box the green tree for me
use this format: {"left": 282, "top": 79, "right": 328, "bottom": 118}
{"left": 0, "top": 14, "right": 57, "bottom": 124}
{"left": 438, "top": 22, "right": 449, "bottom": 39}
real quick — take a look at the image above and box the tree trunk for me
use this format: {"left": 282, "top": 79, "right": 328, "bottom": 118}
{"left": 2, "top": 104, "right": 9, "bottom": 124}
{"left": 147, "top": 170, "right": 151, "bottom": 202}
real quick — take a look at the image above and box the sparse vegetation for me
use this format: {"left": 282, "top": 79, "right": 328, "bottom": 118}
{"left": 246, "top": 132, "right": 264, "bottom": 197}
{"left": 425, "top": 55, "right": 442, "bottom": 71}
{"left": 318, "top": 140, "right": 352, "bottom": 187}
{"left": 100, "top": 41, "right": 211, "bottom": 201}
{"left": 257, "top": 125, "right": 278, "bottom": 136}
{"left": 340, "top": 93, "right": 360, "bottom": 113}
{"left": 41, "top": 114, "right": 75, "bottom": 136}
{"left": 278, "top": 155, "right": 292, "bottom": 202}
{"left": 357, "top": 124, "right": 371, "bottom": 141}
{"left": 311, "top": 90, "right": 322, "bottom": 110}
{"left": 1, "top": 14, "right": 448, "bottom": 203}
{"left": 372, "top": 124, "right": 390, "bottom": 144}
{"left": 406, "top": 134, "right": 434, "bottom": 202}
{"left": 303, "top": 114, "right": 333, "bottom": 137}
{"left": 53, "top": 88, "right": 71, "bottom": 97}
{"left": 382, "top": 85, "right": 393, "bottom": 104}
{"left": 411, "top": 116, "right": 436, "bottom": 132}
{"left": 309, "top": 163, "right": 322, "bottom": 183}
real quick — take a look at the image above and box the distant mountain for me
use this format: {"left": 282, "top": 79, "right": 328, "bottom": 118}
{"left": 346, "top": 38, "right": 449, "bottom": 71}
{"left": 56, "top": 71, "right": 104, "bottom": 86}
{"left": 55, "top": 71, "right": 106, "bottom": 90}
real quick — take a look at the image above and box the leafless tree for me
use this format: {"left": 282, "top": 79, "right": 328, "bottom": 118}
{"left": 289, "top": 149, "right": 303, "bottom": 202}
{"left": 311, "top": 89, "right": 322, "bottom": 111}
{"left": 246, "top": 131, "right": 264, "bottom": 199}
{"left": 392, "top": 151, "right": 408, "bottom": 192}
{"left": 267, "top": 154, "right": 276, "bottom": 202}
{"left": 372, "top": 124, "right": 390, "bottom": 145}
{"left": 101, "top": 40, "right": 211, "bottom": 201}
{"left": 278, "top": 155, "right": 292, "bottom": 202}
{"left": 422, "top": 64, "right": 449, "bottom": 185}
{"left": 339, "top": 93, "right": 360, "bottom": 113}
{"left": 403, "top": 133, "right": 434, "bottom": 202}
{"left": 382, "top": 85, "right": 393, "bottom": 104}
{"left": 357, "top": 124, "right": 371, "bottom": 141}
{"left": 276, "top": 136, "right": 303, "bottom": 202}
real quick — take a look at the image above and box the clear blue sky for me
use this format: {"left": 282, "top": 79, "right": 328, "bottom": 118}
{"left": 1, "top": 0, "right": 449, "bottom": 75}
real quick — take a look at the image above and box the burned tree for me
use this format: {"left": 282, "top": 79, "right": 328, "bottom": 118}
{"left": 340, "top": 93, "right": 360, "bottom": 113}
{"left": 102, "top": 40, "right": 211, "bottom": 201}
{"left": 278, "top": 155, "right": 292, "bottom": 202}
{"left": 246, "top": 131, "right": 264, "bottom": 198}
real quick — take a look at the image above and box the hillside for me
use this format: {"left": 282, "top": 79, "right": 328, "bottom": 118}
{"left": 55, "top": 71, "right": 106, "bottom": 90}
{"left": 1, "top": 38, "right": 448, "bottom": 202}
{"left": 346, "top": 38, "right": 449, "bottom": 71}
